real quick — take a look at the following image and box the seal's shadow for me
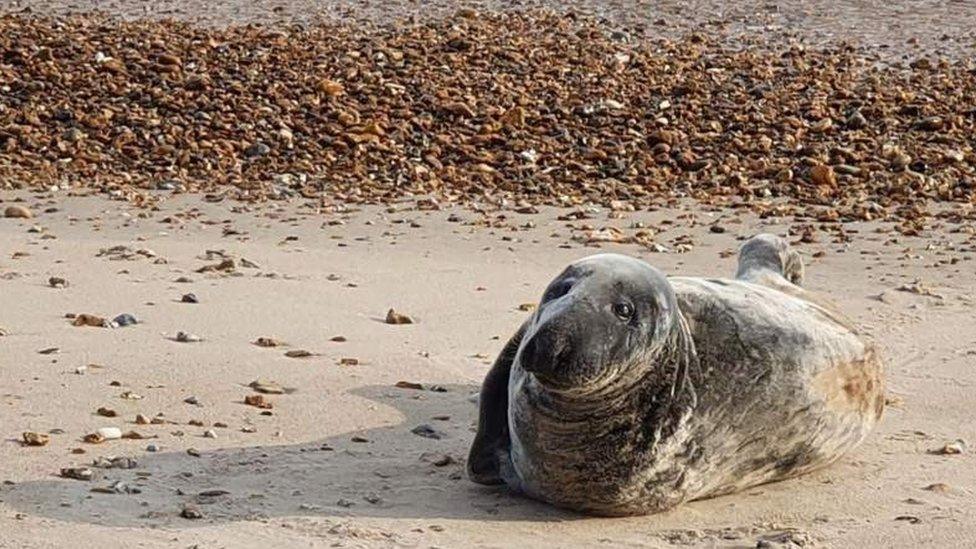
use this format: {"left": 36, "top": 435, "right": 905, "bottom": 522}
{"left": 1, "top": 384, "right": 573, "bottom": 528}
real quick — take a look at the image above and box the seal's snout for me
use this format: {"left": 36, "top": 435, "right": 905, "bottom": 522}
{"left": 519, "top": 321, "right": 575, "bottom": 382}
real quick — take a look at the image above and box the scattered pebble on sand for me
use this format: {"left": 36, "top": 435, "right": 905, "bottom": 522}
{"left": 385, "top": 308, "right": 414, "bottom": 324}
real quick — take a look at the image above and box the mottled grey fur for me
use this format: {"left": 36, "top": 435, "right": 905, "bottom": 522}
{"left": 468, "top": 234, "right": 884, "bottom": 516}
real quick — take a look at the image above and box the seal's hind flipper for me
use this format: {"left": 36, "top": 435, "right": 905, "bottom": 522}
{"left": 735, "top": 234, "right": 804, "bottom": 287}
{"left": 468, "top": 321, "right": 527, "bottom": 485}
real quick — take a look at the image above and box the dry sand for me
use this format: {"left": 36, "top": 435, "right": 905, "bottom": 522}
{"left": 1, "top": 192, "right": 974, "bottom": 547}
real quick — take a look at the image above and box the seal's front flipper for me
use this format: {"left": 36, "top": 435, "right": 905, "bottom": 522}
{"left": 468, "top": 322, "right": 526, "bottom": 485}
{"left": 735, "top": 233, "right": 804, "bottom": 287}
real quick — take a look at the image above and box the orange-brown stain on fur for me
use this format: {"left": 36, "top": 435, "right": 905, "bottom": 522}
{"left": 813, "top": 347, "right": 885, "bottom": 421}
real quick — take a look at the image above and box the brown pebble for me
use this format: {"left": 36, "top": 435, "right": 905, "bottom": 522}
{"left": 253, "top": 337, "right": 282, "bottom": 347}
{"left": 810, "top": 164, "right": 837, "bottom": 187}
{"left": 21, "top": 432, "right": 50, "bottom": 446}
{"left": 180, "top": 504, "right": 203, "bottom": 519}
{"left": 96, "top": 407, "right": 117, "bottom": 418}
{"left": 60, "top": 467, "right": 93, "bottom": 481}
{"left": 385, "top": 308, "right": 414, "bottom": 324}
{"left": 4, "top": 205, "right": 33, "bottom": 219}
{"left": 244, "top": 394, "right": 273, "bottom": 409}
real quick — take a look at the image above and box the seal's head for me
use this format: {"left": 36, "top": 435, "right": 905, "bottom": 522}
{"left": 517, "top": 254, "right": 679, "bottom": 390}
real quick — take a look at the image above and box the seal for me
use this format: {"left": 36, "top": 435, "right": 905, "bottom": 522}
{"left": 468, "top": 234, "right": 884, "bottom": 516}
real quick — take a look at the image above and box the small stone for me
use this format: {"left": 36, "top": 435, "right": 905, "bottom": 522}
{"left": 72, "top": 314, "right": 107, "bottom": 327}
{"left": 48, "top": 276, "right": 68, "bottom": 288}
{"left": 95, "top": 427, "right": 122, "bottom": 440}
{"left": 944, "top": 150, "right": 965, "bottom": 163}
{"left": 181, "top": 293, "right": 198, "bottom": 304}
{"left": 4, "top": 205, "right": 33, "bottom": 219}
{"left": 203, "top": 430, "right": 217, "bottom": 439}
{"left": 284, "top": 349, "right": 314, "bottom": 358}
{"left": 249, "top": 380, "right": 284, "bottom": 394}
{"left": 60, "top": 467, "right": 93, "bottom": 481}
{"left": 22, "top": 432, "right": 50, "bottom": 446}
{"left": 91, "top": 480, "right": 141, "bottom": 495}
{"left": 319, "top": 79, "right": 344, "bottom": 96}
{"left": 339, "top": 357, "right": 359, "bottom": 366}
{"left": 395, "top": 381, "right": 424, "bottom": 390}
{"left": 111, "top": 313, "right": 139, "bottom": 327}
{"left": 846, "top": 110, "right": 868, "bottom": 129}
{"left": 924, "top": 483, "right": 951, "bottom": 493}
{"left": 363, "top": 494, "right": 383, "bottom": 504}
{"left": 96, "top": 407, "right": 117, "bottom": 418}
{"left": 253, "top": 337, "right": 282, "bottom": 347}
{"left": 810, "top": 164, "right": 836, "bottom": 187}
{"left": 914, "top": 116, "right": 944, "bottom": 131}
{"left": 93, "top": 456, "right": 137, "bottom": 469}
{"left": 411, "top": 424, "right": 443, "bottom": 440}
{"left": 180, "top": 504, "right": 204, "bottom": 519}
{"left": 244, "top": 142, "right": 271, "bottom": 158}
{"left": 186, "top": 448, "right": 201, "bottom": 457}
{"left": 930, "top": 439, "right": 966, "bottom": 455}
{"left": 196, "top": 258, "right": 235, "bottom": 273}
{"left": 135, "top": 414, "right": 151, "bottom": 425}
{"left": 146, "top": 444, "right": 159, "bottom": 452}
{"left": 517, "top": 303, "right": 536, "bottom": 311}
{"left": 184, "top": 396, "right": 201, "bottom": 405}
{"left": 330, "top": 335, "right": 347, "bottom": 342}
{"left": 385, "top": 308, "right": 414, "bottom": 324}
{"left": 244, "top": 394, "right": 273, "bottom": 409}
{"left": 175, "top": 331, "right": 202, "bottom": 343}
{"left": 810, "top": 118, "right": 833, "bottom": 132}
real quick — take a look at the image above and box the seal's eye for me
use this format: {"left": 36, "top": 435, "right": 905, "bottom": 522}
{"left": 612, "top": 302, "right": 634, "bottom": 320}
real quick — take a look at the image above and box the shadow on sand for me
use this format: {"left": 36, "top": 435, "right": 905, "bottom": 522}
{"left": 1, "top": 384, "right": 577, "bottom": 528}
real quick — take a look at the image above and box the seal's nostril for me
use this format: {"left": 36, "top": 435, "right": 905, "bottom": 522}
{"left": 543, "top": 277, "right": 576, "bottom": 303}
{"left": 520, "top": 326, "right": 575, "bottom": 379}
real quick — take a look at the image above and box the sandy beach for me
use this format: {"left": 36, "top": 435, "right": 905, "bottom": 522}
{"left": 1, "top": 191, "right": 974, "bottom": 547}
